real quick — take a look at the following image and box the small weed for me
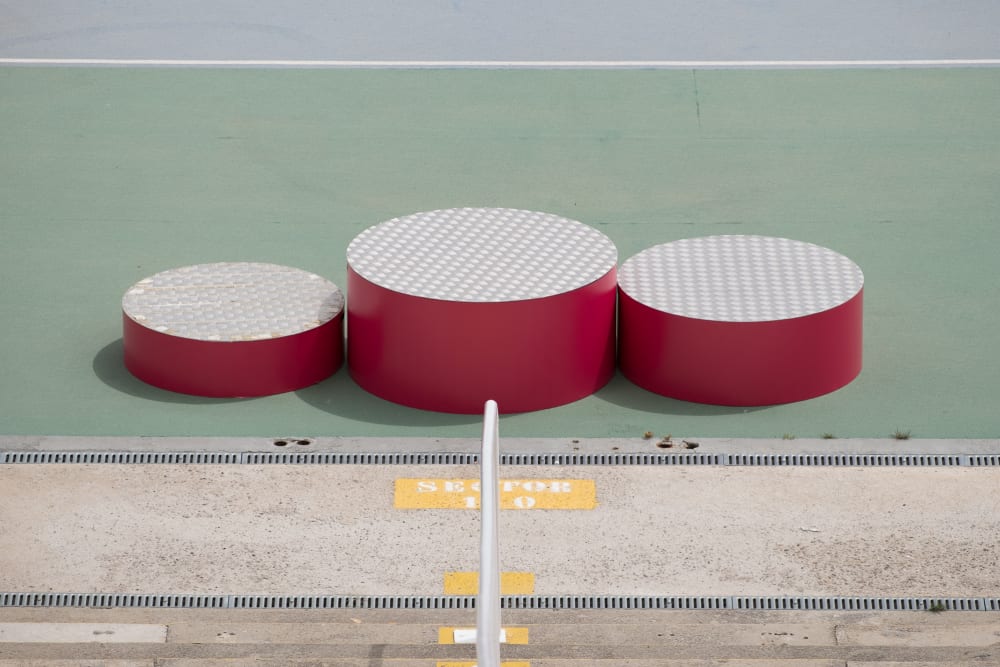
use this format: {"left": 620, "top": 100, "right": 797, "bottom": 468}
{"left": 892, "top": 429, "right": 911, "bottom": 440}
{"left": 927, "top": 601, "right": 946, "bottom": 613}
{"left": 642, "top": 431, "right": 654, "bottom": 439}
{"left": 782, "top": 433, "right": 796, "bottom": 440}
{"left": 821, "top": 433, "right": 836, "bottom": 440}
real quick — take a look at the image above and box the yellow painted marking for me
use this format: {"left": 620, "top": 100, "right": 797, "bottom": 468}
{"left": 437, "top": 626, "right": 529, "bottom": 645}
{"left": 395, "top": 479, "right": 596, "bottom": 510}
{"left": 437, "top": 662, "right": 531, "bottom": 667}
{"left": 444, "top": 571, "right": 535, "bottom": 595}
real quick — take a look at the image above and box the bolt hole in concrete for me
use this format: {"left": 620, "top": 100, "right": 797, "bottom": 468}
{"left": 272, "top": 440, "right": 288, "bottom": 447}
{"left": 296, "top": 439, "right": 312, "bottom": 446}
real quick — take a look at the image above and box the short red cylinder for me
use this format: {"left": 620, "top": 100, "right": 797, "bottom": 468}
{"left": 122, "top": 263, "right": 344, "bottom": 398}
{"left": 346, "top": 208, "right": 619, "bottom": 413}
{"left": 618, "top": 235, "right": 864, "bottom": 406}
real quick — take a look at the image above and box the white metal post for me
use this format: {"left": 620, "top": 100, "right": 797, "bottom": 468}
{"left": 477, "top": 399, "right": 501, "bottom": 667}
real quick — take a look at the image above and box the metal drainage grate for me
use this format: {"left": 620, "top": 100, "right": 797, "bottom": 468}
{"left": 3, "top": 451, "right": 998, "bottom": 467}
{"left": 968, "top": 454, "right": 1000, "bottom": 467}
{"left": 502, "top": 595, "right": 728, "bottom": 610}
{"left": 727, "top": 453, "right": 967, "bottom": 467}
{"left": 229, "top": 595, "right": 476, "bottom": 610}
{"left": 501, "top": 453, "right": 724, "bottom": 466}
{"left": 730, "top": 596, "right": 989, "bottom": 611}
{"left": 2, "top": 593, "right": 997, "bottom": 611}
{"left": 243, "top": 452, "right": 477, "bottom": 465}
{"left": 2, "top": 451, "right": 242, "bottom": 464}
{"left": 0, "top": 593, "right": 228, "bottom": 608}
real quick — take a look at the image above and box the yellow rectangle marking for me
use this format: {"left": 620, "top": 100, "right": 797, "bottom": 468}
{"left": 437, "top": 626, "right": 529, "bottom": 645}
{"left": 444, "top": 571, "right": 535, "bottom": 595}
{"left": 395, "top": 479, "right": 596, "bottom": 509}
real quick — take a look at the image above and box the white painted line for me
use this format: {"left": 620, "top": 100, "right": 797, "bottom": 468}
{"left": 1, "top": 58, "right": 999, "bottom": 69}
{"left": 0, "top": 622, "right": 167, "bottom": 643}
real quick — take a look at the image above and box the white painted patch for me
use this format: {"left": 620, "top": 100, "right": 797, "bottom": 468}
{"left": 453, "top": 627, "right": 508, "bottom": 644}
{"left": 0, "top": 622, "right": 167, "bottom": 643}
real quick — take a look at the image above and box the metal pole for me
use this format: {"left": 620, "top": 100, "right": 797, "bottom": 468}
{"left": 477, "top": 399, "right": 501, "bottom": 667}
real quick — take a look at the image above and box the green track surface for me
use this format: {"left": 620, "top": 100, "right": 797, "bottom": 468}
{"left": 1, "top": 67, "right": 998, "bottom": 438}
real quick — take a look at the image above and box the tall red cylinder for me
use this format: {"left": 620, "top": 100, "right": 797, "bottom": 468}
{"left": 618, "top": 235, "right": 864, "bottom": 406}
{"left": 122, "top": 262, "right": 344, "bottom": 397}
{"left": 347, "top": 208, "right": 618, "bottom": 413}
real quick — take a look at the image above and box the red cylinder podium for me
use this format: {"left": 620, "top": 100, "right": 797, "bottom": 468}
{"left": 122, "top": 262, "right": 344, "bottom": 397}
{"left": 347, "top": 208, "right": 618, "bottom": 413}
{"left": 618, "top": 235, "right": 863, "bottom": 406}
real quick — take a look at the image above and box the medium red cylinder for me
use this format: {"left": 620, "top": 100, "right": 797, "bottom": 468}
{"left": 618, "top": 235, "right": 864, "bottom": 406}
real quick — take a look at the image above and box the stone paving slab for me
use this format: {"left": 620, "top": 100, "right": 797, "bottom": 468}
{"left": 0, "top": 624, "right": 165, "bottom": 644}
{"left": 837, "top": 622, "right": 1000, "bottom": 646}
{"left": 153, "top": 661, "right": 847, "bottom": 667}
{"left": 156, "top": 661, "right": 848, "bottom": 667}
{"left": 0, "top": 662, "right": 153, "bottom": 667}
{"left": 163, "top": 621, "right": 836, "bottom": 647}
{"left": 0, "top": 610, "right": 995, "bottom": 664}
{"left": 1, "top": 463, "right": 998, "bottom": 597}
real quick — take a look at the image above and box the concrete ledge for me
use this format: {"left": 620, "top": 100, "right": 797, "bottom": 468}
{"left": 2, "top": 435, "right": 999, "bottom": 456}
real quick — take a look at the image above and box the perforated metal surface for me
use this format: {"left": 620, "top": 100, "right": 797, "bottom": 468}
{"left": 619, "top": 235, "right": 864, "bottom": 322}
{"left": 122, "top": 262, "right": 344, "bottom": 341}
{"left": 347, "top": 208, "right": 617, "bottom": 302}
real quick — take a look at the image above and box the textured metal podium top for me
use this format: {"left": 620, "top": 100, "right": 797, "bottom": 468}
{"left": 122, "top": 263, "right": 344, "bottom": 341}
{"left": 619, "top": 235, "right": 864, "bottom": 322}
{"left": 347, "top": 208, "right": 618, "bottom": 302}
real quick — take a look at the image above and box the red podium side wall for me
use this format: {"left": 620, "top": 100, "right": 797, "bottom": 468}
{"left": 123, "top": 313, "right": 344, "bottom": 398}
{"left": 618, "top": 289, "right": 863, "bottom": 406}
{"left": 347, "top": 266, "right": 617, "bottom": 413}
